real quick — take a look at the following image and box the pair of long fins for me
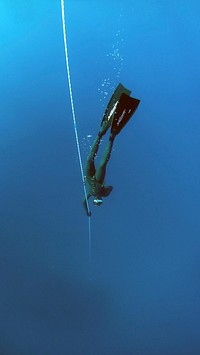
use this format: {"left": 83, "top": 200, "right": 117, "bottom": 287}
{"left": 101, "top": 83, "right": 140, "bottom": 135}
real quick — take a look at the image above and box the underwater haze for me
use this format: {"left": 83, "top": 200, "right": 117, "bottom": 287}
{"left": 1, "top": 0, "right": 200, "bottom": 354}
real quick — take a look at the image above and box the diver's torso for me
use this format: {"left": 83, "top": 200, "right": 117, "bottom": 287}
{"left": 86, "top": 177, "right": 105, "bottom": 197}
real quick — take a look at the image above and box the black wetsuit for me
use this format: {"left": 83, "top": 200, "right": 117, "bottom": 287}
{"left": 83, "top": 133, "right": 114, "bottom": 216}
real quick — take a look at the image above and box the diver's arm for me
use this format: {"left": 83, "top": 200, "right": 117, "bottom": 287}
{"left": 82, "top": 193, "right": 92, "bottom": 217}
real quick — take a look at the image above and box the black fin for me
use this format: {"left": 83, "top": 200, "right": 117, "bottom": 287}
{"left": 111, "top": 93, "right": 140, "bottom": 134}
{"left": 101, "top": 83, "right": 131, "bottom": 128}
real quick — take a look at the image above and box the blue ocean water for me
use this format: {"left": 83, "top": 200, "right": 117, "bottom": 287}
{"left": 1, "top": 1, "right": 200, "bottom": 354}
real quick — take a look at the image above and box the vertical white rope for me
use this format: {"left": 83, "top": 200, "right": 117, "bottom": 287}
{"left": 88, "top": 216, "right": 91, "bottom": 262}
{"left": 60, "top": 0, "right": 91, "bottom": 258}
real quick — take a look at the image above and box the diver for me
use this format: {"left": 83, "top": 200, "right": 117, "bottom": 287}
{"left": 83, "top": 83, "right": 140, "bottom": 217}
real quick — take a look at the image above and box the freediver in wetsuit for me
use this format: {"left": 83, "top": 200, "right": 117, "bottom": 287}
{"left": 83, "top": 83, "right": 140, "bottom": 216}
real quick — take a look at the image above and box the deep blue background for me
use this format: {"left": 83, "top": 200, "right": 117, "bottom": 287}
{"left": 1, "top": 1, "right": 200, "bottom": 354}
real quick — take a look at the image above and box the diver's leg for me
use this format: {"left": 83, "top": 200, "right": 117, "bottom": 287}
{"left": 95, "top": 134, "right": 115, "bottom": 184}
{"left": 85, "top": 133, "right": 102, "bottom": 178}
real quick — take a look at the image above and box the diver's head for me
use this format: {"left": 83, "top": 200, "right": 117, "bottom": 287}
{"left": 93, "top": 197, "right": 103, "bottom": 206}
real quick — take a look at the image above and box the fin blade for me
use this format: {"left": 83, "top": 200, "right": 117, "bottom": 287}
{"left": 111, "top": 93, "right": 140, "bottom": 134}
{"left": 101, "top": 83, "right": 131, "bottom": 127}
